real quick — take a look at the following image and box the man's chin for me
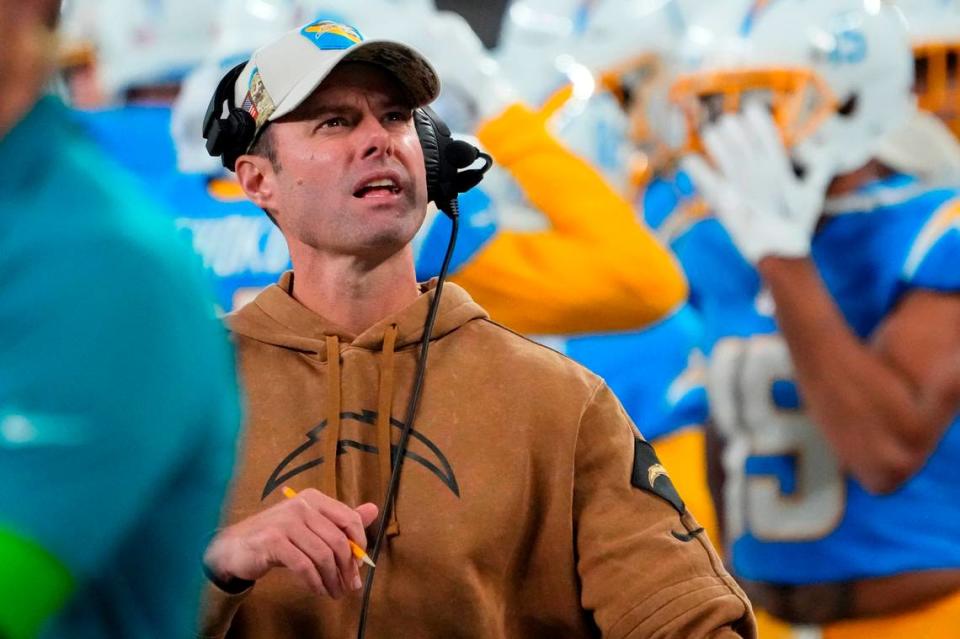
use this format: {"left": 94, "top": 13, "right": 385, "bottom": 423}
{"left": 349, "top": 228, "right": 418, "bottom": 263}
{"left": 357, "top": 203, "right": 423, "bottom": 239}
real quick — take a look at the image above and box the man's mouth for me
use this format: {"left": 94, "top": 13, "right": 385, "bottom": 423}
{"left": 354, "top": 178, "right": 402, "bottom": 198}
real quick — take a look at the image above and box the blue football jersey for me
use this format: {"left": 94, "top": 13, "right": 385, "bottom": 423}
{"left": 76, "top": 106, "right": 291, "bottom": 311}
{"left": 2, "top": 97, "right": 240, "bottom": 639}
{"left": 674, "top": 173, "right": 960, "bottom": 584}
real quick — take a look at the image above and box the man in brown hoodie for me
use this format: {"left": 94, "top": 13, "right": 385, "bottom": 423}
{"left": 197, "top": 16, "right": 756, "bottom": 639}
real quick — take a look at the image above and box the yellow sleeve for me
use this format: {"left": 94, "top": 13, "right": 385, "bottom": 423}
{"left": 451, "top": 104, "right": 687, "bottom": 335}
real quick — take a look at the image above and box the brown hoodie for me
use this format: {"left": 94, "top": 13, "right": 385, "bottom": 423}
{"left": 200, "top": 272, "right": 756, "bottom": 639}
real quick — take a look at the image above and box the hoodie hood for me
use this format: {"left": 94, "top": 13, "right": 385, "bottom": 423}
{"left": 228, "top": 271, "right": 488, "bottom": 359}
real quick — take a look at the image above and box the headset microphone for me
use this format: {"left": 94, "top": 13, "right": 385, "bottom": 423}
{"left": 446, "top": 139, "right": 480, "bottom": 166}
{"left": 414, "top": 106, "right": 492, "bottom": 217}
{"left": 446, "top": 140, "right": 492, "bottom": 194}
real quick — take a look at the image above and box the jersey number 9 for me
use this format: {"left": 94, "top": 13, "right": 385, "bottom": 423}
{"left": 708, "top": 335, "right": 846, "bottom": 542}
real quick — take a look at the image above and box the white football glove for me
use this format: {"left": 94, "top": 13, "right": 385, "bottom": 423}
{"left": 681, "top": 102, "right": 834, "bottom": 264}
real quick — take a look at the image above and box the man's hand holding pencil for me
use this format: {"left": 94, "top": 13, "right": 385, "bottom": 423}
{"left": 203, "top": 487, "right": 378, "bottom": 599}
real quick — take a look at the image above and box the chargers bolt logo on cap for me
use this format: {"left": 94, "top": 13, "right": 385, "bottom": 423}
{"left": 300, "top": 20, "right": 364, "bottom": 50}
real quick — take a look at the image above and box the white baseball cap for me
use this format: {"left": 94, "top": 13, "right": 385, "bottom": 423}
{"left": 233, "top": 19, "right": 441, "bottom": 138}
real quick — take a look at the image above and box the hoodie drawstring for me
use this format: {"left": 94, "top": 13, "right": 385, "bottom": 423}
{"left": 321, "top": 328, "right": 400, "bottom": 536}
{"left": 323, "top": 335, "right": 341, "bottom": 500}
{"left": 377, "top": 325, "right": 400, "bottom": 537}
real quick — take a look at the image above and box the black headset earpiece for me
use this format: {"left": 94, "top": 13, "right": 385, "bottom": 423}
{"left": 414, "top": 106, "right": 492, "bottom": 217}
{"left": 203, "top": 61, "right": 257, "bottom": 171}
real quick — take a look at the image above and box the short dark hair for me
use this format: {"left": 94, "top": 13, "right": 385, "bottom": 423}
{"left": 246, "top": 126, "right": 281, "bottom": 227}
{"left": 248, "top": 125, "right": 281, "bottom": 172}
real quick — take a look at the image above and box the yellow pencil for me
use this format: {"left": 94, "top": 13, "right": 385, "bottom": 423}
{"left": 281, "top": 486, "right": 376, "bottom": 568}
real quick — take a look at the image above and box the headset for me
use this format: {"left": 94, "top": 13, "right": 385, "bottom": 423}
{"left": 202, "top": 60, "right": 491, "bottom": 639}
{"left": 202, "top": 60, "right": 492, "bottom": 216}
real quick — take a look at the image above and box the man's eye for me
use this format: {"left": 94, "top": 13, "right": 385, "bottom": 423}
{"left": 385, "top": 111, "right": 412, "bottom": 123}
{"left": 319, "top": 117, "right": 348, "bottom": 129}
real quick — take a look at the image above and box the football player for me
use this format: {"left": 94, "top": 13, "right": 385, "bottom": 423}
{"left": 672, "top": 0, "right": 960, "bottom": 636}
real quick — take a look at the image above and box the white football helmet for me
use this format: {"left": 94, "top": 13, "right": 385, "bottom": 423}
{"left": 500, "top": 0, "right": 697, "bottom": 194}
{"left": 551, "top": 0, "right": 699, "bottom": 192}
{"left": 898, "top": 0, "right": 960, "bottom": 134}
{"left": 93, "top": 0, "right": 220, "bottom": 101}
{"left": 363, "top": 7, "right": 516, "bottom": 134}
{"left": 172, "top": 64, "right": 229, "bottom": 174}
{"left": 671, "top": 0, "right": 915, "bottom": 176}
{"left": 495, "top": 0, "right": 594, "bottom": 105}
{"left": 214, "top": 0, "right": 308, "bottom": 65}
{"left": 874, "top": 0, "right": 960, "bottom": 183}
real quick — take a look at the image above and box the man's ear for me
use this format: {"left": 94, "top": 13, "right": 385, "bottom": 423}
{"left": 235, "top": 154, "right": 276, "bottom": 211}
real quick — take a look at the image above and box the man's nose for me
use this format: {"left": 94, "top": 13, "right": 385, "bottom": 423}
{"left": 359, "top": 116, "right": 394, "bottom": 160}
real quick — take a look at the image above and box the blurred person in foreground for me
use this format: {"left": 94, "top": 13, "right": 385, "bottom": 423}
{"left": 0, "top": 1, "right": 241, "bottom": 638}
{"left": 197, "top": 17, "right": 755, "bottom": 638}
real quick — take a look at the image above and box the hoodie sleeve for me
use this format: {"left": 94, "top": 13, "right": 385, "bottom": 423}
{"left": 573, "top": 383, "right": 756, "bottom": 639}
{"left": 449, "top": 104, "right": 687, "bottom": 335}
{"left": 197, "top": 582, "right": 252, "bottom": 638}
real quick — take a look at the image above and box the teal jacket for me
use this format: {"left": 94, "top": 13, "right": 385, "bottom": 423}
{"left": 0, "top": 96, "right": 241, "bottom": 638}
